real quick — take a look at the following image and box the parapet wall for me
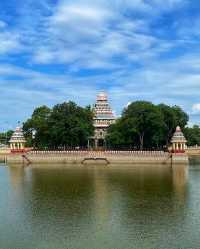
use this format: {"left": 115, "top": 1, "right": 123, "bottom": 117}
{"left": 186, "top": 146, "right": 200, "bottom": 156}
{"left": 6, "top": 150, "right": 189, "bottom": 166}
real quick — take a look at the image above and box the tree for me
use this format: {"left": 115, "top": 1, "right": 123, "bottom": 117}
{"left": 23, "top": 102, "right": 94, "bottom": 149}
{"left": 158, "top": 104, "right": 177, "bottom": 146}
{"left": 123, "top": 101, "right": 165, "bottom": 149}
{"left": 106, "top": 119, "right": 134, "bottom": 148}
{"left": 23, "top": 105, "right": 52, "bottom": 148}
{"left": 0, "top": 130, "right": 13, "bottom": 145}
{"left": 48, "top": 102, "right": 94, "bottom": 147}
{"left": 106, "top": 101, "right": 189, "bottom": 150}
{"left": 171, "top": 105, "right": 189, "bottom": 129}
{"left": 107, "top": 101, "right": 165, "bottom": 150}
{"left": 184, "top": 125, "right": 200, "bottom": 146}
{"left": 158, "top": 104, "right": 189, "bottom": 146}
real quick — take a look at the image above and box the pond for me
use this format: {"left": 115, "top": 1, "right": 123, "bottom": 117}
{"left": 0, "top": 163, "right": 199, "bottom": 249}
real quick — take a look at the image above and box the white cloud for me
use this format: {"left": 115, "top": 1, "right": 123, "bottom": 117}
{"left": 0, "top": 0, "right": 198, "bottom": 130}
{"left": 31, "top": 3, "right": 170, "bottom": 67}
{"left": 0, "top": 32, "right": 21, "bottom": 54}
{"left": 192, "top": 104, "right": 200, "bottom": 114}
{"left": 51, "top": 3, "right": 111, "bottom": 24}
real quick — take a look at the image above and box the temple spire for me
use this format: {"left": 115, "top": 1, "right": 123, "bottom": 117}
{"left": 89, "top": 92, "right": 115, "bottom": 149}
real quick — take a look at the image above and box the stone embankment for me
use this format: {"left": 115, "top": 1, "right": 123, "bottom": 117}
{"left": 6, "top": 150, "right": 188, "bottom": 166}
{"left": 186, "top": 146, "right": 200, "bottom": 164}
{"left": 186, "top": 146, "right": 200, "bottom": 156}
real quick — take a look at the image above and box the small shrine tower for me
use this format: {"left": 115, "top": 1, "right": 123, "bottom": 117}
{"left": 170, "top": 126, "right": 187, "bottom": 153}
{"left": 9, "top": 127, "right": 26, "bottom": 150}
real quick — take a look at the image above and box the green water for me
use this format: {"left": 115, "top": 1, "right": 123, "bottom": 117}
{"left": 0, "top": 164, "right": 200, "bottom": 249}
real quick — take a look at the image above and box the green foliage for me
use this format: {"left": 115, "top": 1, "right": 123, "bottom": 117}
{"left": 21, "top": 99, "right": 191, "bottom": 150}
{"left": 23, "top": 105, "right": 51, "bottom": 148}
{"left": 23, "top": 102, "right": 94, "bottom": 149}
{"left": 107, "top": 101, "right": 189, "bottom": 150}
{"left": 184, "top": 125, "right": 200, "bottom": 146}
{"left": 171, "top": 105, "right": 189, "bottom": 128}
{"left": 0, "top": 130, "right": 13, "bottom": 145}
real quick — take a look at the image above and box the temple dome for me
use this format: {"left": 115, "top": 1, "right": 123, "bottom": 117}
{"left": 171, "top": 126, "right": 187, "bottom": 143}
{"left": 9, "top": 127, "right": 26, "bottom": 143}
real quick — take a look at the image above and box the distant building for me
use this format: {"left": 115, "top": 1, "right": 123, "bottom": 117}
{"left": 89, "top": 92, "right": 116, "bottom": 148}
{"left": 9, "top": 127, "right": 26, "bottom": 150}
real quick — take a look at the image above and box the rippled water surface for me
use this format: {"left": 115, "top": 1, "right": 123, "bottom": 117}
{"left": 0, "top": 163, "right": 200, "bottom": 249}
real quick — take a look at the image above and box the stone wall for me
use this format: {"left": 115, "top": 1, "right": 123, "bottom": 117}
{"left": 6, "top": 150, "right": 188, "bottom": 166}
{"left": 186, "top": 147, "right": 200, "bottom": 156}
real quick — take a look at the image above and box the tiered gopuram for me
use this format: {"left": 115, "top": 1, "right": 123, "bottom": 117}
{"left": 90, "top": 92, "right": 115, "bottom": 148}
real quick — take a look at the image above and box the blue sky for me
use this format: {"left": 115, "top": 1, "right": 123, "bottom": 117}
{"left": 0, "top": 0, "right": 200, "bottom": 131}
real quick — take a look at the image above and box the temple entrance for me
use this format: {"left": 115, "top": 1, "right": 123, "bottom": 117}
{"left": 87, "top": 139, "right": 105, "bottom": 150}
{"left": 98, "top": 139, "right": 105, "bottom": 148}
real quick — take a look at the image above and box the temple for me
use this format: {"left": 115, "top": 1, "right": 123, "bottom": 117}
{"left": 9, "top": 127, "right": 26, "bottom": 151}
{"left": 89, "top": 92, "right": 116, "bottom": 148}
{"left": 170, "top": 126, "right": 187, "bottom": 152}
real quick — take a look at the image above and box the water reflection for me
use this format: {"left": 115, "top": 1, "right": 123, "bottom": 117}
{"left": 172, "top": 165, "right": 188, "bottom": 202}
{"left": 8, "top": 165, "right": 188, "bottom": 217}
{"left": 93, "top": 168, "right": 111, "bottom": 224}
{"left": 6, "top": 164, "right": 189, "bottom": 249}
{"left": 8, "top": 166, "right": 26, "bottom": 194}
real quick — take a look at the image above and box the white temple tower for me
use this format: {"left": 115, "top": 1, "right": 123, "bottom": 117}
{"left": 9, "top": 127, "right": 26, "bottom": 150}
{"left": 170, "top": 126, "right": 187, "bottom": 152}
{"left": 90, "top": 92, "right": 115, "bottom": 148}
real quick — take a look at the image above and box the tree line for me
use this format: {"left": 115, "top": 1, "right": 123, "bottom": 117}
{"left": 23, "top": 102, "right": 94, "bottom": 149}
{"left": 0, "top": 100, "right": 200, "bottom": 149}
{"left": 0, "top": 130, "right": 13, "bottom": 146}
{"left": 106, "top": 101, "right": 189, "bottom": 150}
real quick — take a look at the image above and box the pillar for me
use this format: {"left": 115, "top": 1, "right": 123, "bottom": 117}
{"left": 95, "top": 139, "right": 98, "bottom": 149}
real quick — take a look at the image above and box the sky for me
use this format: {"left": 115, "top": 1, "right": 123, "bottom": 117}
{"left": 0, "top": 0, "right": 200, "bottom": 131}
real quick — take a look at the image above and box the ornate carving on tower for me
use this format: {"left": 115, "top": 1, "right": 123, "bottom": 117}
{"left": 91, "top": 92, "right": 115, "bottom": 148}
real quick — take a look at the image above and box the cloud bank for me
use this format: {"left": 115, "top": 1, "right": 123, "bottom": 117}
{"left": 0, "top": 0, "right": 200, "bottom": 130}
